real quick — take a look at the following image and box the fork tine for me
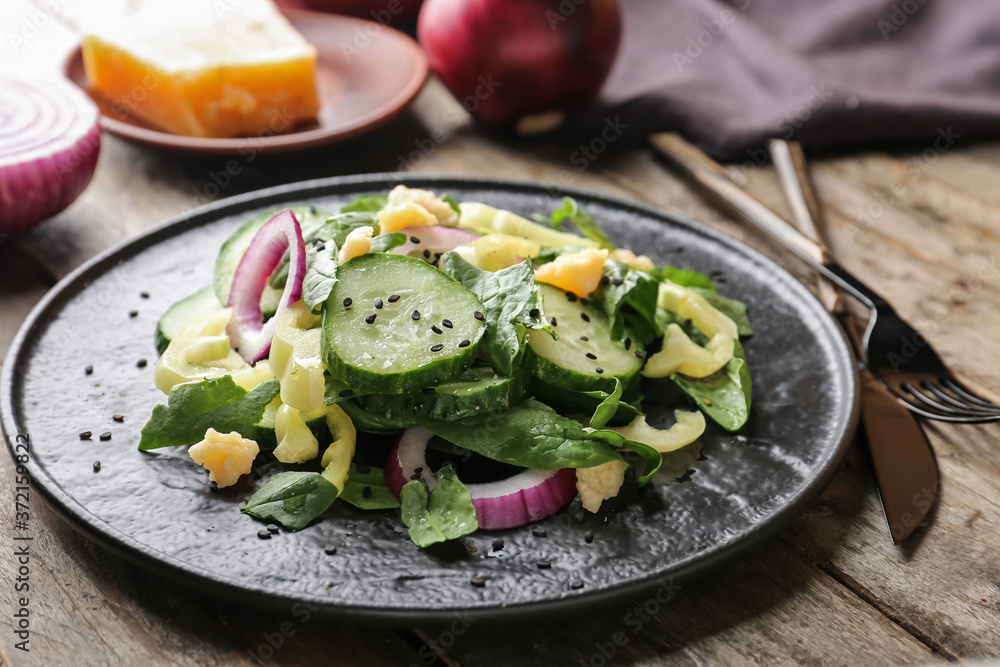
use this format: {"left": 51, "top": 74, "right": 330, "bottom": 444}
{"left": 921, "top": 381, "right": 1000, "bottom": 414}
{"left": 893, "top": 393, "right": 1000, "bottom": 423}
{"left": 900, "top": 383, "right": 1000, "bottom": 418}
{"left": 941, "top": 378, "right": 1000, "bottom": 410}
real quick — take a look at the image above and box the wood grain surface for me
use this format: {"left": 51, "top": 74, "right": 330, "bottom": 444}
{"left": 2, "top": 2, "right": 999, "bottom": 665}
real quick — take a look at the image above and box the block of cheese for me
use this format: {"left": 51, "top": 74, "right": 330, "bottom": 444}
{"left": 81, "top": 0, "right": 319, "bottom": 139}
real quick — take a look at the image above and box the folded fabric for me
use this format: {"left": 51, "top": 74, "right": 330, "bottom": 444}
{"left": 575, "top": 0, "right": 1000, "bottom": 159}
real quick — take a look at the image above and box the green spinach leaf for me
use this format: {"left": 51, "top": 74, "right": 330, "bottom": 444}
{"left": 539, "top": 198, "right": 615, "bottom": 250}
{"left": 339, "top": 464, "right": 401, "bottom": 510}
{"left": 671, "top": 340, "right": 752, "bottom": 431}
{"left": 138, "top": 376, "right": 279, "bottom": 450}
{"left": 302, "top": 244, "right": 338, "bottom": 311}
{"left": 340, "top": 195, "right": 387, "bottom": 213}
{"left": 691, "top": 287, "right": 753, "bottom": 337}
{"left": 400, "top": 465, "right": 478, "bottom": 548}
{"left": 370, "top": 231, "right": 407, "bottom": 254}
{"left": 240, "top": 471, "right": 339, "bottom": 531}
{"left": 599, "top": 259, "right": 660, "bottom": 340}
{"left": 414, "top": 399, "right": 624, "bottom": 469}
{"left": 656, "top": 266, "right": 716, "bottom": 291}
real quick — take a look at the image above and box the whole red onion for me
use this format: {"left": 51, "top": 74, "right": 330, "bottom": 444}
{"left": 277, "top": 0, "right": 423, "bottom": 23}
{"left": 418, "top": 0, "right": 621, "bottom": 133}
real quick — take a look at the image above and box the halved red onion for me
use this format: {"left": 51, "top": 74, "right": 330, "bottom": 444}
{"left": 390, "top": 225, "right": 481, "bottom": 259}
{"left": 0, "top": 76, "right": 101, "bottom": 235}
{"left": 227, "top": 209, "right": 306, "bottom": 362}
{"left": 386, "top": 427, "right": 578, "bottom": 530}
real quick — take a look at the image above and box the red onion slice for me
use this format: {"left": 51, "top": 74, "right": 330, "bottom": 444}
{"left": 386, "top": 427, "right": 577, "bottom": 530}
{"left": 227, "top": 209, "right": 306, "bottom": 362}
{"left": 0, "top": 76, "right": 101, "bottom": 235}
{"left": 390, "top": 225, "right": 481, "bottom": 259}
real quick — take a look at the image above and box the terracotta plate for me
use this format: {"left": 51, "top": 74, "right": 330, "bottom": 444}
{"left": 1, "top": 175, "right": 858, "bottom": 624}
{"left": 62, "top": 10, "right": 428, "bottom": 156}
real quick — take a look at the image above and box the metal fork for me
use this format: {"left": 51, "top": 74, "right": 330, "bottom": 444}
{"left": 649, "top": 132, "right": 1000, "bottom": 423}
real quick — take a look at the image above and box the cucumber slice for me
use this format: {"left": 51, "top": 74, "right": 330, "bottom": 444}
{"left": 524, "top": 284, "right": 644, "bottom": 392}
{"left": 213, "top": 205, "right": 330, "bottom": 306}
{"left": 322, "top": 254, "right": 486, "bottom": 394}
{"left": 154, "top": 286, "right": 222, "bottom": 354}
{"left": 360, "top": 367, "right": 527, "bottom": 421}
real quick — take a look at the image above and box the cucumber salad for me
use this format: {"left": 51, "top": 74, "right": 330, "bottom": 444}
{"left": 139, "top": 186, "right": 753, "bottom": 547}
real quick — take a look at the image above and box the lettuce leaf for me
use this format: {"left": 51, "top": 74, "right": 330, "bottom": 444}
{"left": 400, "top": 465, "right": 478, "bottom": 548}
{"left": 240, "top": 471, "right": 339, "bottom": 530}
{"left": 340, "top": 195, "right": 387, "bottom": 213}
{"left": 302, "top": 243, "right": 338, "bottom": 311}
{"left": 536, "top": 198, "right": 615, "bottom": 250}
{"left": 138, "top": 376, "right": 279, "bottom": 450}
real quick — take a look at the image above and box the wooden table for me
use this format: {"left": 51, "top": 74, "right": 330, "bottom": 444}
{"left": 3, "top": 3, "right": 1000, "bottom": 665}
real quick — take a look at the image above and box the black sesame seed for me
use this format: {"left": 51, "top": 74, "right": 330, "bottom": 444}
{"left": 431, "top": 325, "right": 442, "bottom": 334}
{"left": 580, "top": 297, "right": 589, "bottom": 307}
{"left": 580, "top": 313, "right": 590, "bottom": 323}
{"left": 571, "top": 580, "right": 584, "bottom": 590}
{"left": 624, "top": 337, "right": 632, "bottom": 351}
{"left": 412, "top": 310, "right": 421, "bottom": 320}
{"left": 532, "top": 527, "right": 547, "bottom": 538}
{"left": 612, "top": 278, "right": 624, "bottom": 286}
{"left": 338, "top": 389, "right": 354, "bottom": 398}
{"left": 442, "top": 319, "right": 453, "bottom": 328}
{"left": 112, "top": 414, "right": 124, "bottom": 422}
{"left": 601, "top": 275, "right": 610, "bottom": 285}
{"left": 315, "top": 242, "right": 326, "bottom": 252}
{"left": 92, "top": 461, "right": 101, "bottom": 472}
{"left": 595, "top": 367, "right": 604, "bottom": 374}
{"left": 365, "top": 313, "right": 377, "bottom": 324}
{"left": 430, "top": 344, "right": 444, "bottom": 352}
{"left": 267, "top": 524, "right": 280, "bottom": 534}
{"left": 410, "top": 235, "right": 421, "bottom": 243}
{"left": 129, "top": 310, "right": 138, "bottom": 318}
{"left": 529, "top": 308, "right": 540, "bottom": 319}
{"left": 410, "top": 471, "right": 422, "bottom": 481}
{"left": 388, "top": 294, "right": 400, "bottom": 303}
{"left": 343, "top": 297, "right": 353, "bottom": 307}
{"left": 99, "top": 432, "right": 112, "bottom": 441}
{"left": 474, "top": 311, "right": 485, "bottom": 321}
{"left": 458, "top": 339, "right": 471, "bottom": 348}
{"left": 580, "top": 336, "right": 589, "bottom": 342}
{"left": 537, "top": 561, "right": 552, "bottom": 570}
{"left": 362, "top": 486, "right": 372, "bottom": 499}
{"left": 140, "top": 291, "right": 150, "bottom": 299}
{"left": 414, "top": 467, "right": 424, "bottom": 474}
{"left": 257, "top": 529, "right": 272, "bottom": 540}
{"left": 79, "top": 431, "right": 92, "bottom": 441}
{"left": 324, "top": 545, "right": 338, "bottom": 555}
{"left": 635, "top": 350, "right": 646, "bottom": 359}
{"left": 137, "top": 359, "right": 148, "bottom": 368}
{"left": 375, "top": 297, "right": 383, "bottom": 309}
{"left": 309, "top": 205, "right": 318, "bottom": 214}
{"left": 85, "top": 365, "right": 93, "bottom": 375}
{"left": 470, "top": 576, "right": 486, "bottom": 588}
{"left": 584, "top": 530, "right": 594, "bottom": 543}
{"left": 434, "top": 252, "right": 442, "bottom": 260}
{"left": 492, "top": 539, "right": 505, "bottom": 551}
{"left": 565, "top": 291, "right": 577, "bottom": 302}
{"left": 250, "top": 360, "right": 257, "bottom": 368}
{"left": 550, "top": 317, "right": 558, "bottom": 327}
{"left": 423, "top": 249, "right": 431, "bottom": 259}
{"left": 356, "top": 464, "right": 371, "bottom": 474}
{"left": 586, "top": 352, "right": 597, "bottom": 360}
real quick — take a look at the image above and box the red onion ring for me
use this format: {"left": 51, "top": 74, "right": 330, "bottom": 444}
{"left": 227, "top": 209, "right": 307, "bottom": 362}
{"left": 390, "top": 225, "right": 481, "bottom": 259}
{"left": 386, "top": 427, "right": 578, "bottom": 530}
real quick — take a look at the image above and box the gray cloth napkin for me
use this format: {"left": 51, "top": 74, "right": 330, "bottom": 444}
{"left": 585, "top": 0, "right": 1000, "bottom": 159}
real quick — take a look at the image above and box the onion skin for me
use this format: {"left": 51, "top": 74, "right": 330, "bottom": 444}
{"left": 226, "top": 209, "right": 307, "bottom": 362}
{"left": 0, "top": 76, "right": 101, "bottom": 235}
{"left": 418, "top": 0, "right": 622, "bottom": 129}
{"left": 387, "top": 427, "right": 578, "bottom": 530}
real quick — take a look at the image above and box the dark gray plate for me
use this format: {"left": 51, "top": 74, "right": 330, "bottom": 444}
{"left": 1, "top": 175, "right": 858, "bottom": 624}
